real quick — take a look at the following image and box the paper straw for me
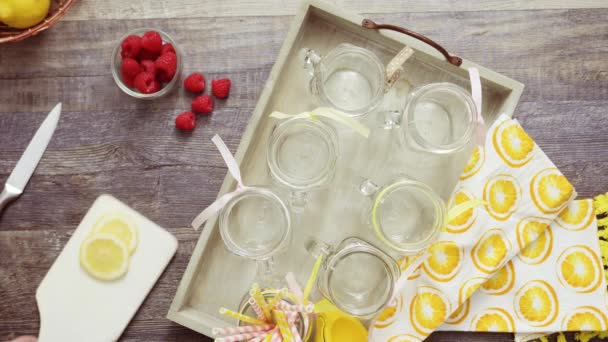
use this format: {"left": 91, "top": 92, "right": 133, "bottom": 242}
{"left": 447, "top": 199, "right": 486, "bottom": 222}
{"left": 214, "top": 330, "right": 268, "bottom": 342}
{"left": 276, "top": 302, "right": 314, "bottom": 313}
{"left": 219, "top": 307, "right": 266, "bottom": 325}
{"left": 213, "top": 324, "right": 275, "bottom": 336}
{"left": 248, "top": 298, "right": 267, "bottom": 321}
{"left": 250, "top": 284, "right": 272, "bottom": 320}
{"left": 273, "top": 310, "right": 293, "bottom": 342}
{"left": 285, "top": 273, "right": 303, "bottom": 303}
{"left": 303, "top": 254, "right": 323, "bottom": 304}
{"left": 270, "top": 331, "right": 283, "bottom": 342}
{"left": 266, "top": 288, "right": 287, "bottom": 309}
{"left": 249, "top": 335, "right": 267, "bottom": 342}
{"left": 264, "top": 334, "right": 273, "bottom": 342}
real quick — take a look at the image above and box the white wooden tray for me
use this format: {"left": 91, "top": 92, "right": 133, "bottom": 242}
{"left": 168, "top": 0, "right": 524, "bottom": 337}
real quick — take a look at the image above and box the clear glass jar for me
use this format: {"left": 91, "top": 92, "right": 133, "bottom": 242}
{"left": 219, "top": 187, "right": 291, "bottom": 285}
{"left": 267, "top": 117, "right": 338, "bottom": 209}
{"left": 360, "top": 177, "right": 445, "bottom": 254}
{"left": 386, "top": 82, "right": 476, "bottom": 154}
{"left": 301, "top": 43, "right": 386, "bottom": 118}
{"left": 307, "top": 237, "right": 400, "bottom": 318}
{"left": 110, "top": 28, "right": 183, "bottom": 99}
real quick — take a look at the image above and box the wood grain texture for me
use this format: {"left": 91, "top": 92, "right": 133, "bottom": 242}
{"left": 1, "top": 1, "right": 607, "bottom": 341}
{"left": 61, "top": 0, "right": 608, "bottom": 21}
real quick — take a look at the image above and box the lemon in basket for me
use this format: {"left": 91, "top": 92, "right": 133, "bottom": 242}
{"left": 92, "top": 213, "right": 139, "bottom": 254}
{"left": 80, "top": 233, "right": 130, "bottom": 281}
{"left": 0, "top": 0, "right": 51, "bottom": 29}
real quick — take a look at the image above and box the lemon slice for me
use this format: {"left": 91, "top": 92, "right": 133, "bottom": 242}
{"left": 92, "top": 213, "right": 139, "bottom": 254}
{"left": 80, "top": 233, "right": 129, "bottom": 281}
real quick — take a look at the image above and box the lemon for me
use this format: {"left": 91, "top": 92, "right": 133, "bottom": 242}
{"left": 0, "top": 0, "right": 50, "bottom": 29}
{"left": 80, "top": 233, "right": 129, "bottom": 281}
{"left": 92, "top": 213, "right": 139, "bottom": 254}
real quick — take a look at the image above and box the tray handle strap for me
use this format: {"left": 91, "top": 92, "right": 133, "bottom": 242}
{"left": 361, "top": 18, "right": 463, "bottom": 67}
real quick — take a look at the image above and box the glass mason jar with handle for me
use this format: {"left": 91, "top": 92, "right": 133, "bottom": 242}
{"left": 301, "top": 43, "right": 387, "bottom": 119}
{"left": 359, "top": 177, "right": 446, "bottom": 254}
{"left": 306, "top": 237, "right": 400, "bottom": 318}
{"left": 266, "top": 116, "right": 339, "bottom": 211}
{"left": 219, "top": 187, "right": 292, "bottom": 287}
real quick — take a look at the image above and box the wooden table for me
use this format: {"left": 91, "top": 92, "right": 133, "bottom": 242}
{"left": 1, "top": 1, "right": 607, "bottom": 341}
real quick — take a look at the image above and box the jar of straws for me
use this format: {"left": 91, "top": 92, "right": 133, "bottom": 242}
{"left": 213, "top": 283, "right": 315, "bottom": 342}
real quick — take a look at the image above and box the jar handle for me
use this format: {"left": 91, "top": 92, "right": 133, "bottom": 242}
{"left": 361, "top": 19, "right": 463, "bottom": 67}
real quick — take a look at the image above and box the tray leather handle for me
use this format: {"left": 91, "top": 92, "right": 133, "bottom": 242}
{"left": 362, "top": 18, "right": 463, "bottom": 67}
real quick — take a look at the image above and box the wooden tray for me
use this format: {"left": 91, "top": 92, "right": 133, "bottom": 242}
{"left": 168, "top": 0, "right": 524, "bottom": 336}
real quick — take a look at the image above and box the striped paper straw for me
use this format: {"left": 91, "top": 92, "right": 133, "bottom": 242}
{"left": 276, "top": 302, "right": 314, "bottom": 313}
{"left": 213, "top": 324, "right": 274, "bottom": 336}
{"left": 248, "top": 297, "right": 267, "bottom": 321}
{"left": 249, "top": 334, "right": 268, "bottom": 342}
{"left": 214, "top": 330, "right": 267, "bottom": 342}
{"left": 265, "top": 333, "right": 274, "bottom": 342}
{"left": 219, "top": 308, "right": 266, "bottom": 325}
{"left": 273, "top": 310, "right": 293, "bottom": 342}
{"left": 285, "top": 273, "right": 303, "bottom": 303}
{"left": 266, "top": 288, "right": 287, "bottom": 309}
{"left": 270, "top": 330, "right": 283, "bottom": 342}
{"left": 250, "top": 285, "right": 272, "bottom": 320}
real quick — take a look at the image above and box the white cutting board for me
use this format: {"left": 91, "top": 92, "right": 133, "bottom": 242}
{"left": 36, "top": 194, "right": 178, "bottom": 342}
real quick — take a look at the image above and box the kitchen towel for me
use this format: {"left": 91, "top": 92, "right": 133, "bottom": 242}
{"left": 369, "top": 114, "right": 577, "bottom": 341}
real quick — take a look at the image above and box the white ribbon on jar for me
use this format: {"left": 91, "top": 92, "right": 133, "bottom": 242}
{"left": 468, "top": 67, "right": 487, "bottom": 146}
{"left": 191, "top": 134, "right": 250, "bottom": 231}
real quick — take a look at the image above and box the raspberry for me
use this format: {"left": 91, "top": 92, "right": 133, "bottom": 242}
{"left": 192, "top": 94, "right": 214, "bottom": 114}
{"left": 141, "top": 31, "right": 163, "bottom": 55}
{"left": 120, "top": 35, "right": 142, "bottom": 59}
{"left": 134, "top": 72, "right": 161, "bottom": 94}
{"left": 175, "top": 111, "right": 196, "bottom": 131}
{"left": 155, "top": 52, "right": 177, "bottom": 82}
{"left": 138, "top": 48, "right": 160, "bottom": 61}
{"left": 140, "top": 60, "right": 156, "bottom": 74}
{"left": 121, "top": 58, "right": 141, "bottom": 87}
{"left": 211, "top": 78, "right": 231, "bottom": 99}
{"left": 184, "top": 72, "right": 205, "bottom": 93}
{"left": 161, "top": 43, "right": 175, "bottom": 55}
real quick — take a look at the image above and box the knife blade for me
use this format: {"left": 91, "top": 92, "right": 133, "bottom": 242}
{"left": 0, "top": 103, "right": 62, "bottom": 212}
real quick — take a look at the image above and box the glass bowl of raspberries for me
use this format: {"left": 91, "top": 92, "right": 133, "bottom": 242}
{"left": 111, "top": 28, "right": 182, "bottom": 99}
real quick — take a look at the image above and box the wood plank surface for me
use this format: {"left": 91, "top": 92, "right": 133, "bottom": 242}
{"left": 1, "top": 1, "right": 607, "bottom": 341}
{"left": 61, "top": 0, "right": 608, "bottom": 21}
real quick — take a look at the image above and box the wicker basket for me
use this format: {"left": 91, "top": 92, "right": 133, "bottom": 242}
{"left": 0, "top": 0, "right": 76, "bottom": 43}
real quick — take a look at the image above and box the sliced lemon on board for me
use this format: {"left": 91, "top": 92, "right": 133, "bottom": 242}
{"left": 80, "top": 233, "right": 129, "bottom": 281}
{"left": 92, "top": 213, "right": 139, "bottom": 255}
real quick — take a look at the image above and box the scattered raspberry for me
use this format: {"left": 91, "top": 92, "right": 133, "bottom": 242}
{"left": 155, "top": 52, "right": 178, "bottom": 82}
{"left": 134, "top": 72, "right": 161, "bottom": 94}
{"left": 140, "top": 60, "right": 156, "bottom": 74}
{"left": 161, "top": 43, "right": 175, "bottom": 55}
{"left": 120, "top": 35, "right": 142, "bottom": 59}
{"left": 141, "top": 31, "right": 163, "bottom": 55}
{"left": 192, "top": 94, "right": 214, "bottom": 114}
{"left": 212, "top": 78, "right": 231, "bottom": 99}
{"left": 175, "top": 111, "right": 196, "bottom": 131}
{"left": 121, "top": 58, "right": 141, "bottom": 87}
{"left": 184, "top": 72, "right": 206, "bottom": 93}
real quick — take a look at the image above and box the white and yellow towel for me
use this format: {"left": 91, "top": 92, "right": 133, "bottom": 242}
{"left": 369, "top": 114, "right": 577, "bottom": 341}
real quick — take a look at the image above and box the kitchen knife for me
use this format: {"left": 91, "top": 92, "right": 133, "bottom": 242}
{"left": 0, "top": 103, "right": 62, "bottom": 213}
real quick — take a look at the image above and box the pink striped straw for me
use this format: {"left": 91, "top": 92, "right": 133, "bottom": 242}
{"left": 213, "top": 324, "right": 275, "bottom": 336}
{"left": 276, "top": 302, "right": 314, "bottom": 313}
{"left": 290, "top": 325, "right": 302, "bottom": 342}
{"left": 248, "top": 298, "right": 267, "bottom": 321}
{"left": 249, "top": 334, "right": 269, "bottom": 342}
{"left": 285, "top": 272, "right": 303, "bottom": 303}
{"left": 214, "top": 330, "right": 268, "bottom": 342}
{"left": 270, "top": 330, "right": 283, "bottom": 342}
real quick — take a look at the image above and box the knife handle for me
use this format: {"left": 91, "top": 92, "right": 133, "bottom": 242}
{"left": 0, "top": 184, "right": 21, "bottom": 213}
